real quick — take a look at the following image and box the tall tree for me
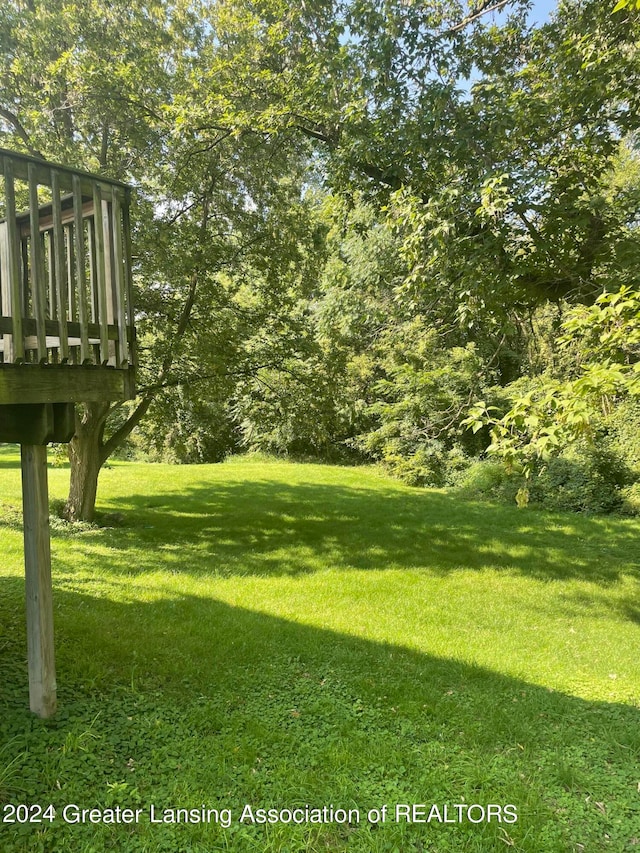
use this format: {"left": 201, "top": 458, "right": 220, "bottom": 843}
{"left": 195, "top": 0, "right": 640, "bottom": 482}
{"left": 1, "top": 0, "right": 195, "bottom": 517}
{"left": 3, "top": 0, "right": 638, "bottom": 513}
{"left": 0, "top": 0, "right": 317, "bottom": 519}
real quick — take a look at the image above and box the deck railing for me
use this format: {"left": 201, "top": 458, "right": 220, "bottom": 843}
{"left": 0, "top": 148, "right": 134, "bottom": 370}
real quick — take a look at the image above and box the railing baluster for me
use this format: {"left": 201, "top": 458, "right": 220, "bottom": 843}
{"left": 21, "top": 238, "right": 29, "bottom": 319}
{"left": 65, "top": 224, "right": 80, "bottom": 364}
{"left": 45, "top": 230, "right": 58, "bottom": 363}
{"left": 0, "top": 223, "right": 10, "bottom": 362}
{"left": 65, "top": 225, "right": 76, "bottom": 319}
{"left": 87, "top": 218, "right": 97, "bottom": 322}
{"left": 3, "top": 159, "right": 24, "bottom": 362}
{"left": 111, "top": 188, "right": 128, "bottom": 367}
{"left": 72, "top": 174, "right": 90, "bottom": 363}
{"left": 122, "top": 191, "right": 135, "bottom": 367}
{"left": 28, "top": 163, "right": 47, "bottom": 362}
{"left": 92, "top": 183, "right": 110, "bottom": 365}
{"left": 46, "top": 232, "right": 55, "bottom": 319}
{"left": 51, "top": 170, "right": 69, "bottom": 362}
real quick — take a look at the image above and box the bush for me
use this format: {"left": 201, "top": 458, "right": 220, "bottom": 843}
{"left": 135, "top": 390, "right": 239, "bottom": 464}
{"left": 527, "top": 445, "right": 634, "bottom": 514}
{"left": 455, "top": 444, "right": 638, "bottom": 515}
{"left": 355, "top": 326, "right": 498, "bottom": 486}
{"left": 377, "top": 440, "right": 450, "bottom": 487}
{"left": 620, "top": 482, "right": 640, "bottom": 516}
{"left": 604, "top": 398, "right": 640, "bottom": 476}
{"left": 456, "top": 460, "right": 522, "bottom": 503}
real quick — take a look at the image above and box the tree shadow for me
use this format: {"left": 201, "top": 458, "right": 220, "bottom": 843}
{"left": 0, "top": 452, "right": 21, "bottom": 469}
{"left": 1, "top": 580, "right": 639, "bottom": 851}
{"left": 83, "top": 476, "right": 640, "bottom": 586}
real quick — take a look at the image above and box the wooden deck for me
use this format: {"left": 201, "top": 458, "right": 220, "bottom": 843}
{"left": 0, "top": 148, "right": 136, "bottom": 404}
{"left": 0, "top": 150, "right": 138, "bottom": 719}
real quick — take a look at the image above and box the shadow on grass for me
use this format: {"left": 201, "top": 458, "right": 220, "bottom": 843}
{"left": 0, "top": 454, "right": 21, "bottom": 469}
{"left": 81, "top": 477, "right": 640, "bottom": 586}
{"left": 1, "top": 578, "right": 639, "bottom": 851}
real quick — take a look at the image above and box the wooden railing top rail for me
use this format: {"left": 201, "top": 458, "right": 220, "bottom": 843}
{"left": 0, "top": 148, "right": 130, "bottom": 202}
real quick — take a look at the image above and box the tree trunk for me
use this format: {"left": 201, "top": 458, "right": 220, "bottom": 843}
{"left": 63, "top": 395, "right": 154, "bottom": 522}
{"left": 64, "top": 402, "right": 111, "bottom": 522}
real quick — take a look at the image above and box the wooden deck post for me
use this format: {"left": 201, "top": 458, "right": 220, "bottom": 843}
{"left": 20, "top": 444, "right": 57, "bottom": 718}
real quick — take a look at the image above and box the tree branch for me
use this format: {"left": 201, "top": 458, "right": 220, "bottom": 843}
{"left": 357, "top": 161, "right": 404, "bottom": 190}
{"left": 101, "top": 395, "right": 153, "bottom": 460}
{"left": 137, "top": 362, "right": 295, "bottom": 396}
{"left": 295, "top": 123, "right": 334, "bottom": 144}
{"left": 100, "top": 189, "right": 213, "bottom": 457}
{"left": 0, "top": 106, "right": 44, "bottom": 158}
{"left": 443, "top": 0, "right": 515, "bottom": 36}
{"left": 293, "top": 117, "right": 407, "bottom": 189}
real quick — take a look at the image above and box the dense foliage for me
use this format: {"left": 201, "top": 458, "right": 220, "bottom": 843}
{"left": 1, "top": 0, "right": 639, "bottom": 514}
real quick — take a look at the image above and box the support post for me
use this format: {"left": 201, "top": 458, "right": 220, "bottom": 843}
{"left": 21, "top": 444, "right": 57, "bottom": 717}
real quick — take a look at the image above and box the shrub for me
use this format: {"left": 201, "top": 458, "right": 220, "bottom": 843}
{"left": 620, "top": 482, "right": 640, "bottom": 516}
{"left": 376, "top": 440, "right": 450, "bottom": 487}
{"left": 604, "top": 398, "right": 640, "bottom": 476}
{"left": 456, "top": 443, "right": 638, "bottom": 515}
{"left": 527, "top": 445, "right": 634, "bottom": 514}
{"left": 456, "top": 460, "right": 522, "bottom": 503}
{"left": 136, "top": 390, "right": 239, "bottom": 463}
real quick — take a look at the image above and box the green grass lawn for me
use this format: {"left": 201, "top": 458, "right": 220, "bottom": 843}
{"left": 1, "top": 448, "right": 639, "bottom": 852}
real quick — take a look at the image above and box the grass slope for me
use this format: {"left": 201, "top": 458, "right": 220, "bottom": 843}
{"left": 1, "top": 449, "right": 639, "bottom": 852}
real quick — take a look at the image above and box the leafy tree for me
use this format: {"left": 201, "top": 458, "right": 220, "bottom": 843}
{"left": 0, "top": 0, "right": 318, "bottom": 519}
{"left": 465, "top": 286, "right": 640, "bottom": 472}
{"left": 190, "top": 0, "right": 639, "bottom": 489}
{"left": 1, "top": 0, "right": 200, "bottom": 517}
{"left": 144, "top": 174, "right": 331, "bottom": 462}
{"left": 230, "top": 194, "right": 402, "bottom": 459}
{"left": 3, "top": 0, "right": 639, "bottom": 516}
